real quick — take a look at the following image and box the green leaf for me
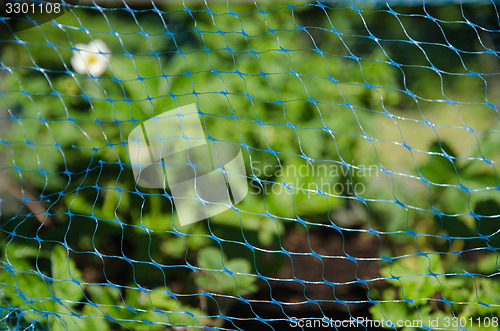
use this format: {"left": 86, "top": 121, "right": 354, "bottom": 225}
{"left": 51, "top": 246, "right": 84, "bottom": 305}
{"left": 197, "top": 247, "right": 257, "bottom": 295}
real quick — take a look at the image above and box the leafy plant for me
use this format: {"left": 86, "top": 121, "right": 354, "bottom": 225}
{"left": 1, "top": 2, "right": 500, "bottom": 330}
{"left": 197, "top": 246, "right": 257, "bottom": 296}
{"left": 370, "top": 253, "right": 500, "bottom": 331}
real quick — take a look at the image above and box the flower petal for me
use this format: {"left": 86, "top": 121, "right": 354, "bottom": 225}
{"left": 87, "top": 60, "right": 108, "bottom": 77}
{"left": 74, "top": 43, "right": 90, "bottom": 52}
{"left": 92, "top": 39, "right": 110, "bottom": 54}
{"left": 71, "top": 53, "right": 88, "bottom": 75}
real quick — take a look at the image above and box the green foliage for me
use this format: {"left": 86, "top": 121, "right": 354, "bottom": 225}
{"left": 1, "top": 2, "right": 500, "bottom": 330}
{"left": 197, "top": 246, "right": 257, "bottom": 296}
{"left": 0, "top": 243, "right": 86, "bottom": 330}
{"left": 371, "top": 254, "right": 500, "bottom": 330}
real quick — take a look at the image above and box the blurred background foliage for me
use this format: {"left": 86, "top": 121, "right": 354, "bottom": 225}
{"left": 0, "top": 1, "right": 500, "bottom": 330}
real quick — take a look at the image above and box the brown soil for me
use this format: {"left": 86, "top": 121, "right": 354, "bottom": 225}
{"left": 224, "top": 228, "right": 387, "bottom": 330}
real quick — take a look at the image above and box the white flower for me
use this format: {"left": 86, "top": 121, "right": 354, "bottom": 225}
{"left": 71, "top": 39, "right": 110, "bottom": 77}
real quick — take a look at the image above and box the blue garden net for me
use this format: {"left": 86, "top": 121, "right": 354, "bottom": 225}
{"left": 1, "top": 0, "right": 500, "bottom": 330}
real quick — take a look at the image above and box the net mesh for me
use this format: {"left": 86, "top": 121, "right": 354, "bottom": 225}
{"left": 1, "top": 0, "right": 500, "bottom": 330}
